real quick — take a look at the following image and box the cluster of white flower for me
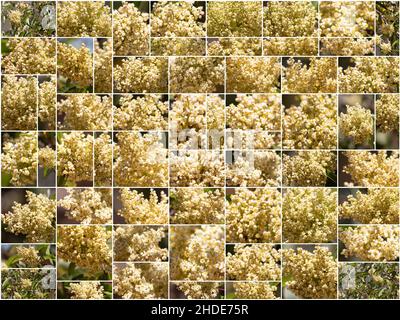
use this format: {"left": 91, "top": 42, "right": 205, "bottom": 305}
{"left": 283, "top": 188, "right": 337, "bottom": 243}
{"left": 227, "top": 188, "right": 281, "bottom": 243}
{"left": 340, "top": 226, "right": 400, "bottom": 261}
{"left": 283, "top": 246, "right": 337, "bottom": 299}
{"left": 226, "top": 244, "right": 281, "bottom": 281}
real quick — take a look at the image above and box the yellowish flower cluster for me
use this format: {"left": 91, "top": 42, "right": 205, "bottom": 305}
{"left": 2, "top": 76, "right": 37, "bottom": 130}
{"left": 207, "top": 95, "right": 225, "bottom": 130}
{"left": 94, "top": 133, "right": 112, "bottom": 186}
{"left": 170, "top": 188, "right": 224, "bottom": 224}
{"left": 232, "top": 282, "right": 278, "bottom": 300}
{"left": 170, "top": 57, "right": 224, "bottom": 93}
{"left": 15, "top": 246, "right": 42, "bottom": 268}
{"left": 208, "top": 39, "right": 262, "bottom": 56}
{"left": 2, "top": 1, "right": 55, "bottom": 37}
{"left": 170, "top": 94, "right": 207, "bottom": 131}
{"left": 57, "top": 225, "right": 112, "bottom": 274}
{"left": 151, "top": 1, "right": 205, "bottom": 37}
{"left": 339, "top": 57, "right": 399, "bottom": 93}
{"left": 114, "top": 94, "right": 168, "bottom": 130}
{"left": 94, "top": 39, "right": 112, "bottom": 93}
{"left": 340, "top": 226, "right": 400, "bottom": 261}
{"left": 19, "top": 278, "right": 32, "bottom": 289}
{"left": 114, "top": 263, "right": 168, "bottom": 299}
{"left": 171, "top": 127, "right": 204, "bottom": 150}
{"left": 57, "top": 42, "right": 93, "bottom": 88}
{"left": 114, "top": 226, "right": 168, "bottom": 262}
{"left": 227, "top": 244, "right": 281, "bottom": 281}
{"left": 38, "top": 146, "right": 56, "bottom": 169}
{"left": 114, "top": 57, "right": 168, "bottom": 93}
{"left": 320, "top": 38, "right": 375, "bottom": 56}
{"left": 226, "top": 57, "right": 280, "bottom": 93}
{"left": 2, "top": 191, "right": 55, "bottom": 243}
{"left": 263, "top": 38, "right": 318, "bottom": 56}
{"left": 227, "top": 151, "right": 281, "bottom": 187}
{"left": 38, "top": 77, "right": 56, "bottom": 130}
{"left": 207, "top": 1, "right": 261, "bottom": 37}
{"left": 343, "top": 151, "right": 399, "bottom": 187}
{"left": 169, "top": 94, "right": 225, "bottom": 149}
{"left": 57, "top": 94, "right": 112, "bottom": 130}
{"left": 283, "top": 246, "right": 337, "bottom": 299}
{"left": 170, "top": 151, "right": 224, "bottom": 187}
{"left": 227, "top": 188, "right": 281, "bottom": 243}
{"left": 263, "top": 1, "right": 317, "bottom": 37}
{"left": 152, "top": 38, "right": 205, "bottom": 56}
{"left": 376, "top": 94, "right": 399, "bottom": 132}
{"left": 226, "top": 131, "right": 281, "bottom": 150}
{"left": 339, "top": 104, "right": 374, "bottom": 145}
{"left": 58, "top": 188, "right": 112, "bottom": 224}
{"left": 69, "top": 282, "right": 104, "bottom": 300}
{"left": 176, "top": 282, "right": 221, "bottom": 300}
{"left": 2, "top": 269, "right": 55, "bottom": 299}
{"left": 2, "top": 132, "right": 37, "bottom": 186}
{"left": 340, "top": 188, "right": 399, "bottom": 224}
{"left": 8, "top": 9, "right": 23, "bottom": 26}
{"left": 57, "top": 1, "right": 111, "bottom": 37}
{"left": 283, "top": 95, "right": 337, "bottom": 149}
{"left": 283, "top": 151, "right": 336, "bottom": 187}
{"left": 376, "top": 36, "right": 393, "bottom": 55}
{"left": 376, "top": 2, "right": 399, "bottom": 56}
{"left": 283, "top": 188, "right": 337, "bottom": 243}
{"left": 114, "top": 132, "right": 168, "bottom": 187}
{"left": 283, "top": 58, "right": 337, "bottom": 93}
{"left": 226, "top": 94, "right": 280, "bottom": 131}
{"left": 117, "top": 188, "right": 168, "bottom": 225}
{"left": 320, "top": 1, "right": 374, "bottom": 37}
{"left": 2, "top": 38, "right": 56, "bottom": 74}
{"left": 113, "top": 2, "right": 149, "bottom": 56}
{"left": 57, "top": 132, "right": 93, "bottom": 184}
{"left": 170, "top": 226, "right": 225, "bottom": 280}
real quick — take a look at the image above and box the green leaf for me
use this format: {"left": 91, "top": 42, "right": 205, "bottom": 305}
{"left": 43, "top": 254, "right": 55, "bottom": 262}
{"left": 282, "top": 275, "right": 293, "bottom": 287}
{"left": 1, "top": 39, "right": 10, "bottom": 54}
{"left": 45, "top": 244, "right": 51, "bottom": 257}
{"left": 57, "top": 132, "right": 63, "bottom": 144}
{"left": 1, "top": 173, "right": 11, "bottom": 186}
{"left": 68, "top": 262, "right": 76, "bottom": 275}
{"left": 169, "top": 193, "right": 177, "bottom": 202}
{"left": 5, "top": 255, "right": 21, "bottom": 268}
{"left": 2, "top": 278, "right": 10, "bottom": 289}
{"left": 57, "top": 174, "right": 67, "bottom": 186}
{"left": 37, "top": 244, "right": 48, "bottom": 255}
{"left": 326, "top": 170, "right": 337, "bottom": 183}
